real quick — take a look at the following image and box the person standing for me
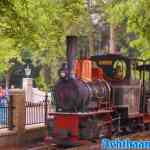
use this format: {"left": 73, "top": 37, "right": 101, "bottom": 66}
{"left": 0, "top": 86, "right": 6, "bottom": 104}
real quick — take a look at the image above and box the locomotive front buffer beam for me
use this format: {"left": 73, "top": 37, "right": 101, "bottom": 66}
{"left": 47, "top": 110, "right": 112, "bottom": 148}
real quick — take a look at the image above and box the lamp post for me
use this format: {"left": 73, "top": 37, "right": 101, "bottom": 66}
{"left": 23, "top": 65, "right": 32, "bottom": 102}
{"left": 24, "top": 65, "right": 31, "bottom": 78}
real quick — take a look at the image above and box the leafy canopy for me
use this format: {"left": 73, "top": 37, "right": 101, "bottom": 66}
{"left": 104, "top": 0, "right": 150, "bottom": 58}
{"left": 0, "top": 0, "right": 91, "bottom": 87}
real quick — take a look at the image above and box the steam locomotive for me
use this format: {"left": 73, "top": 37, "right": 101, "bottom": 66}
{"left": 48, "top": 36, "right": 150, "bottom": 147}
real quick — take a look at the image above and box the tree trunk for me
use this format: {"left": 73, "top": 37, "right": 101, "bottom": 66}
{"left": 88, "top": 33, "right": 94, "bottom": 56}
{"left": 109, "top": 24, "right": 119, "bottom": 53}
{"left": 5, "top": 71, "right": 11, "bottom": 90}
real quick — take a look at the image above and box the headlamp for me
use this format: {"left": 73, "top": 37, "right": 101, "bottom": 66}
{"left": 60, "top": 71, "right": 66, "bottom": 78}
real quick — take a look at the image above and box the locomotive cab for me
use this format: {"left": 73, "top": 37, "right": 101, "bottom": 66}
{"left": 91, "top": 54, "right": 142, "bottom": 115}
{"left": 91, "top": 54, "right": 143, "bottom": 133}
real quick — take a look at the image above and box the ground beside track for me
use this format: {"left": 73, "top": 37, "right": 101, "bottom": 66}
{"left": 2, "top": 132, "right": 150, "bottom": 150}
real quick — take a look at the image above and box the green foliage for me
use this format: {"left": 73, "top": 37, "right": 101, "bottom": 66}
{"left": 127, "top": 0, "right": 150, "bottom": 52}
{"left": 104, "top": 0, "right": 150, "bottom": 56}
{"left": 0, "top": 37, "right": 20, "bottom": 73}
{"left": 104, "top": 0, "right": 128, "bottom": 26}
{"left": 0, "top": 0, "right": 91, "bottom": 87}
{"left": 141, "top": 50, "right": 150, "bottom": 60}
{"left": 20, "top": 48, "right": 32, "bottom": 63}
{"left": 4, "top": 0, "right": 150, "bottom": 87}
{"left": 35, "top": 75, "right": 47, "bottom": 91}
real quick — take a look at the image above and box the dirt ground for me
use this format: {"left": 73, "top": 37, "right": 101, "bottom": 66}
{"left": 0, "top": 141, "right": 100, "bottom": 150}
{"left": 0, "top": 143, "right": 50, "bottom": 150}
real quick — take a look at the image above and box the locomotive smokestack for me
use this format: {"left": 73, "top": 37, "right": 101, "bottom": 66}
{"left": 66, "top": 36, "right": 78, "bottom": 78}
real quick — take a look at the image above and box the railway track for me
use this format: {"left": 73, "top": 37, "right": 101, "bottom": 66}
{"left": 114, "top": 131, "right": 150, "bottom": 140}
{"left": 60, "top": 132, "right": 150, "bottom": 150}
{"left": 2, "top": 132, "right": 150, "bottom": 150}
{"left": 43, "top": 132, "right": 150, "bottom": 150}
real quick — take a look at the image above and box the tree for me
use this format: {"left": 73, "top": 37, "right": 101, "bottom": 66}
{"left": 103, "top": 0, "right": 150, "bottom": 57}
{"left": 0, "top": 37, "right": 20, "bottom": 88}
{"left": 0, "top": 0, "right": 91, "bottom": 88}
